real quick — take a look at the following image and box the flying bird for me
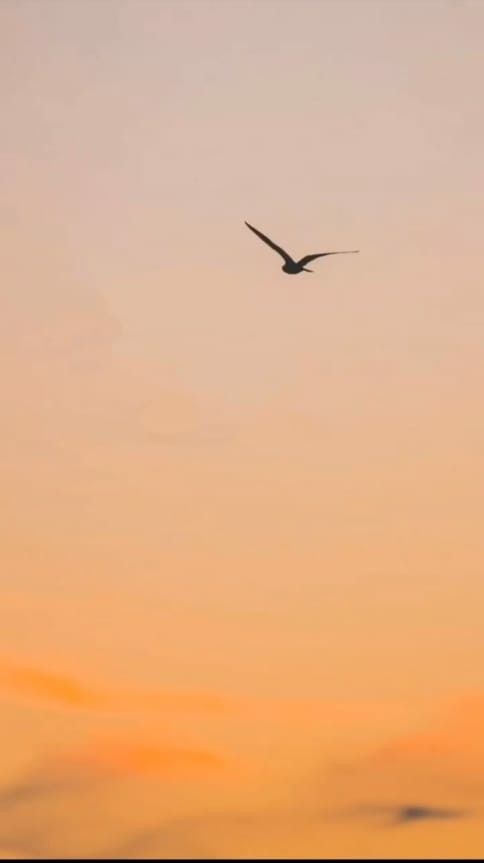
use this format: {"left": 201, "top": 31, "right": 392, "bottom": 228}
{"left": 245, "top": 221, "right": 359, "bottom": 274}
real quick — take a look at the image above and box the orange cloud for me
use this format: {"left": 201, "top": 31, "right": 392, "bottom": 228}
{"left": 0, "top": 657, "right": 393, "bottom": 728}
{"left": 379, "top": 694, "right": 484, "bottom": 760}
{"left": 0, "top": 658, "right": 232, "bottom": 715}
{"left": 74, "top": 740, "right": 225, "bottom": 779}
{"left": 373, "top": 692, "right": 484, "bottom": 779}
{"left": 0, "top": 660, "right": 104, "bottom": 710}
{"left": 0, "top": 657, "right": 279, "bottom": 720}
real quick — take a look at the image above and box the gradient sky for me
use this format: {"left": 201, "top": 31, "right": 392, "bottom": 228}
{"left": 1, "top": 0, "right": 484, "bottom": 857}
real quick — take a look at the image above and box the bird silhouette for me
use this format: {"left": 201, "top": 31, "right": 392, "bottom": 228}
{"left": 245, "top": 221, "right": 359, "bottom": 274}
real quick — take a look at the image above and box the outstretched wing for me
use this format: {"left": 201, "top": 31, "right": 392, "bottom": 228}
{"left": 245, "top": 222, "right": 293, "bottom": 264}
{"left": 297, "top": 250, "right": 359, "bottom": 267}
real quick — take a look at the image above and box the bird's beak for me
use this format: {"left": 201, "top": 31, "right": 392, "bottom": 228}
{"left": 303, "top": 268, "right": 313, "bottom": 273}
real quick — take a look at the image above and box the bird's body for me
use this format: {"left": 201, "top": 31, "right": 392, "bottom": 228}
{"left": 282, "top": 260, "right": 308, "bottom": 275}
{"left": 245, "top": 221, "right": 359, "bottom": 274}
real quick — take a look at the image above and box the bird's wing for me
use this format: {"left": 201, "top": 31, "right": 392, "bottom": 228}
{"left": 297, "top": 250, "right": 359, "bottom": 267}
{"left": 297, "top": 251, "right": 359, "bottom": 267}
{"left": 245, "top": 222, "right": 293, "bottom": 264}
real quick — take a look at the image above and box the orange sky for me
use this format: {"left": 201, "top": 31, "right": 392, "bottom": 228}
{"left": 1, "top": 0, "right": 484, "bottom": 857}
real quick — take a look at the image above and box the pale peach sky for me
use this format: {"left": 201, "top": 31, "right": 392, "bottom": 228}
{"left": 1, "top": 0, "right": 484, "bottom": 857}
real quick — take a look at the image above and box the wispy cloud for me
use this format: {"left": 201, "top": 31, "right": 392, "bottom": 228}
{"left": 347, "top": 803, "right": 469, "bottom": 827}
{"left": 0, "top": 656, "right": 392, "bottom": 726}
{"left": 0, "top": 661, "right": 105, "bottom": 710}
{"left": 0, "top": 739, "right": 224, "bottom": 814}
{"left": 108, "top": 820, "right": 215, "bottom": 860}
{"left": 392, "top": 804, "right": 467, "bottom": 825}
{"left": 314, "top": 692, "right": 484, "bottom": 838}
{"left": 0, "top": 738, "right": 227, "bottom": 857}
{"left": 0, "top": 764, "right": 92, "bottom": 857}
{"left": 0, "top": 658, "right": 233, "bottom": 715}
{"left": 68, "top": 740, "right": 226, "bottom": 779}
{"left": 372, "top": 692, "right": 484, "bottom": 780}
{"left": 105, "top": 800, "right": 470, "bottom": 860}
{"left": 0, "top": 769, "right": 85, "bottom": 814}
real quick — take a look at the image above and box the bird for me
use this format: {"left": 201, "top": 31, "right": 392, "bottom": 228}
{"left": 245, "top": 221, "right": 359, "bottom": 274}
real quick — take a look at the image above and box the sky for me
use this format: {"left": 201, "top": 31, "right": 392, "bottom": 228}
{"left": 1, "top": 0, "right": 484, "bottom": 856}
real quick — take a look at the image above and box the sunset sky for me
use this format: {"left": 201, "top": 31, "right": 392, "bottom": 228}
{"left": 1, "top": 0, "right": 484, "bottom": 857}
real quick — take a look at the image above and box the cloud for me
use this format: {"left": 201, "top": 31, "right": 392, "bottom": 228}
{"left": 393, "top": 805, "right": 467, "bottom": 825}
{"left": 0, "top": 657, "right": 233, "bottom": 715}
{"left": 0, "top": 656, "right": 392, "bottom": 729}
{"left": 107, "top": 811, "right": 301, "bottom": 859}
{"left": 0, "top": 763, "right": 93, "bottom": 857}
{"left": 0, "top": 661, "right": 105, "bottom": 710}
{"left": 348, "top": 803, "right": 468, "bottom": 827}
{"left": 0, "top": 769, "right": 85, "bottom": 814}
{"left": 68, "top": 740, "right": 226, "bottom": 780}
{"left": 311, "top": 691, "right": 484, "bottom": 843}
{"left": 0, "top": 740, "right": 225, "bottom": 814}
{"left": 0, "top": 739, "right": 227, "bottom": 858}
{"left": 109, "top": 820, "right": 214, "bottom": 859}
{"left": 0, "top": 733, "right": 474, "bottom": 860}
{"left": 318, "top": 692, "right": 484, "bottom": 803}
{"left": 372, "top": 692, "right": 484, "bottom": 781}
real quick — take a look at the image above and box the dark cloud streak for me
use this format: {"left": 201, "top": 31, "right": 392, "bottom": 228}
{"left": 348, "top": 802, "right": 469, "bottom": 827}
